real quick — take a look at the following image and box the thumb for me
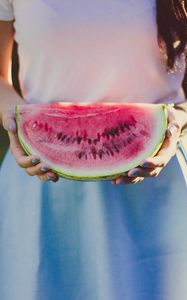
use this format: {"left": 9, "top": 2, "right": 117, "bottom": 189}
{"left": 166, "top": 122, "right": 181, "bottom": 139}
{"left": 2, "top": 112, "right": 17, "bottom": 134}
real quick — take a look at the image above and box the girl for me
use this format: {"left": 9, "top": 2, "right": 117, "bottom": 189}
{"left": 0, "top": 1, "right": 187, "bottom": 299}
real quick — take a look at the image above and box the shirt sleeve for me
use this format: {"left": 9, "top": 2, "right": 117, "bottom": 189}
{"left": 0, "top": 0, "right": 14, "bottom": 21}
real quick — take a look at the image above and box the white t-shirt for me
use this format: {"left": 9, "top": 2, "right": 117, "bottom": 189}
{"left": 0, "top": 0, "right": 186, "bottom": 104}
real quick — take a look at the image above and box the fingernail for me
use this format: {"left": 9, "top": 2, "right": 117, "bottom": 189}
{"left": 129, "top": 171, "right": 139, "bottom": 177}
{"left": 53, "top": 177, "right": 59, "bottom": 183}
{"left": 116, "top": 178, "right": 123, "bottom": 184}
{"left": 167, "top": 124, "right": 179, "bottom": 137}
{"left": 141, "top": 162, "right": 149, "bottom": 167}
{"left": 8, "top": 122, "right": 15, "bottom": 131}
{"left": 40, "top": 167, "right": 50, "bottom": 172}
{"left": 47, "top": 174, "right": 55, "bottom": 180}
{"left": 32, "top": 158, "right": 40, "bottom": 165}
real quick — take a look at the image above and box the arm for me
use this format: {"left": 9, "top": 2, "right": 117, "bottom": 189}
{"left": 0, "top": 21, "right": 23, "bottom": 118}
{"left": 0, "top": 21, "right": 59, "bottom": 182}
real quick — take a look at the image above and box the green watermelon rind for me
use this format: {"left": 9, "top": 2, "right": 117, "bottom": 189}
{"left": 16, "top": 103, "right": 168, "bottom": 181}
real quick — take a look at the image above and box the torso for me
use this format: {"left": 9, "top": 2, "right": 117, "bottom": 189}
{"left": 12, "top": 0, "right": 186, "bottom": 104}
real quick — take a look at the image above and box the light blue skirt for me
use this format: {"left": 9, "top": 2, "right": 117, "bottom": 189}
{"left": 0, "top": 150, "right": 187, "bottom": 300}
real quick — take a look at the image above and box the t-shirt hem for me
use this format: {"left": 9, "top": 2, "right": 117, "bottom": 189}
{"left": 0, "top": 12, "right": 14, "bottom": 21}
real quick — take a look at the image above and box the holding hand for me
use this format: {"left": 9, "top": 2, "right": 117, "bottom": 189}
{"left": 112, "top": 104, "right": 187, "bottom": 185}
{"left": 2, "top": 108, "right": 59, "bottom": 182}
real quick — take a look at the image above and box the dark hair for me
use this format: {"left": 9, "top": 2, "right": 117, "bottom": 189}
{"left": 156, "top": 0, "right": 187, "bottom": 71}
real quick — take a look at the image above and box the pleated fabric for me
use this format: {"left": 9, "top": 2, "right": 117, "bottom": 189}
{"left": 0, "top": 151, "right": 186, "bottom": 300}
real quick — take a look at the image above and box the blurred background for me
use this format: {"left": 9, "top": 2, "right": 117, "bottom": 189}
{"left": 0, "top": 43, "right": 187, "bottom": 166}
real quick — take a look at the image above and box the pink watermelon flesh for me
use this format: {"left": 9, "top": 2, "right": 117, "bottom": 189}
{"left": 16, "top": 102, "right": 167, "bottom": 180}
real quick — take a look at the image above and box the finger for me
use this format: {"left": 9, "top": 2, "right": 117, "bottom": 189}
{"left": 159, "top": 122, "right": 180, "bottom": 156}
{"left": 9, "top": 133, "right": 25, "bottom": 158}
{"left": 9, "top": 132, "right": 40, "bottom": 167}
{"left": 2, "top": 111, "right": 17, "bottom": 133}
{"left": 140, "top": 157, "right": 166, "bottom": 168}
{"left": 113, "top": 176, "right": 144, "bottom": 185}
{"left": 128, "top": 167, "right": 162, "bottom": 178}
{"left": 112, "top": 172, "right": 128, "bottom": 184}
{"left": 46, "top": 172, "right": 59, "bottom": 182}
{"left": 26, "top": 163, "right": 51, "bottom": 176}
{"left": 13, "top": 153, "right": 40, "bottom": 168}
{"left": 166, "top": 122, "right": 181, "bottom": 139}
{"left": 38, "top": 172, "right": 59, "bottom": 182}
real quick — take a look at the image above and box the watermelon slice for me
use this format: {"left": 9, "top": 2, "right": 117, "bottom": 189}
{"left": 16, "top": 103, "right": 168, "bottom": 180}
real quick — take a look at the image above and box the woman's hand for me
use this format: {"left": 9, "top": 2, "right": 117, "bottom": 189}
{"left": 112, "top": 104, "right": 186, "bottom": 185}
{"left": 2, "top": 108, "right": 59, "bottom": 182}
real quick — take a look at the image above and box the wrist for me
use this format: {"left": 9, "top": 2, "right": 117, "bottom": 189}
{"left": 0, "top": 77, "right": 23, "bottom": 124}
{"left": 0, "top": 100, "right": 22, "bottom": 124}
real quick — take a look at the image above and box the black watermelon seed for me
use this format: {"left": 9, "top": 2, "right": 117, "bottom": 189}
{"left": 110, "top": 128, "right": 116, "bottom": 137}
{"left": 57, "top": 132, "right": 63, "bottom": 140}
{"left": 103, "top": 129, "right": 110, "bottom": 140}
{"left": 115, "top": 127, "right": 119, "bottom": 136}
{"left": 78, "top": 152, "right": 84, "bottom": 159}
{"left": 106, "top": 133, "right": 110, "bottom": 140}
{"left": 77, "top": 136, "right": 82, "bottom": 144}
{"left": 97, "top": 133, "right": 101, "bottom": 141}
{"left": 105, "top": 146, "right": 114, "bottom": 156}
{"left": 106, "top": 150, "right": 110, "bottom": 156}
{"left": 93, "top": 139, "right": 98, "bottom": 145}
{"left": 113, "top": 144, "right": 120, "bottom": 153}
{"left": 98, "top": 149, "right": 104, "bottom": 159}
{"left": 78, "top": 153, "right": 81, "bottom": 159}
{"left": 88, "top": 138, "right": 92, "bottom": 144}
{"left": 124, "top": 123, "right": 130, "bottom": 130}
{"left": 91, "top": 147, "right": 97, "bottom": 160}
{"left": 66, "top": 137, "right": 71, "bottom": 143}
{"left": 108, "top": 147, "right": 114, "bottom": 156}
{"left": 129, "top": 115, "right": 137, "bottom": 125}
{"left": 127, "top": 137, "right": 132, "bottom": 144}
{"left": 111, "top": 140, "right": 120, "bottom": 153}
{"left": 119, "top": 124, "right": 125, "bottom": 132}
{"left": 61, "top": 135, "right": 67, "bottom": 141}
